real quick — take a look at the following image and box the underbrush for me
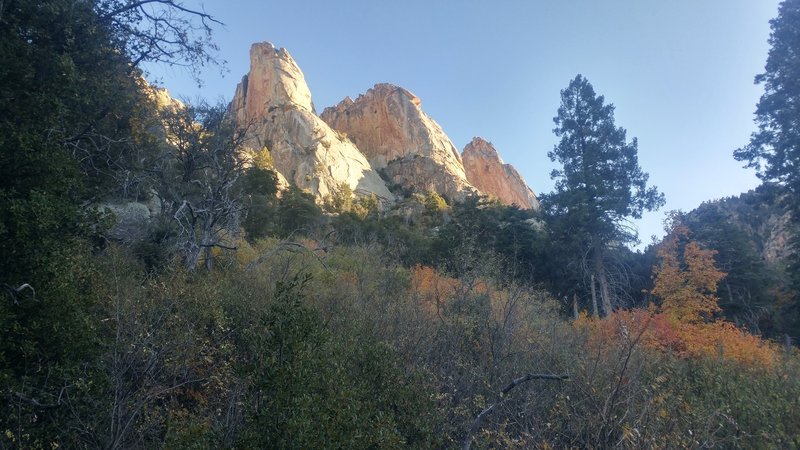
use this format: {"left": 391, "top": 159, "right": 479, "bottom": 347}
{"left": 3, "top": 240, "right": 798, "bottom": 448}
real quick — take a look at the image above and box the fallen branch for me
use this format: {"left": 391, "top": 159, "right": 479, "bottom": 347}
{"left": 501, "top": 373, "right": 570, "bottom": 395}
{"left": 8, "top": 387, "right": 67, "bottom": 410}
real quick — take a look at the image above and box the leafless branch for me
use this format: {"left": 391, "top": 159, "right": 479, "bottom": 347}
{"left": 8, "top": 389, "right": 64, "bottom": 410}
{"left": 3, "top": 283, "right": 36, "bottom": 304}
{"left": 462, "top": 373, "right": 570, "bottom": 450}
{"left": 246, "top": 241, "right": 329, "bottom": 272}
{"left": 96, "top": 0, "right": 225, "bottom": 83}
{"left": 100, "top": 0, "right": 221, "bottom": 25}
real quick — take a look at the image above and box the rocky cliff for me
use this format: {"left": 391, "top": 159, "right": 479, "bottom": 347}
{"left": 231, "top": 43, "right": 392, "bottom": 201}
{"left": 321, "top": 83, "right": 476, "bottom": 201}
{"left": 462, "top": 137, "right": 540, "bottom": 210}
{"left": 686, "top": 184, "right": 793, "bottom": 265}
{"left": 230, "top": 42, "right": 542, "bottom": 208}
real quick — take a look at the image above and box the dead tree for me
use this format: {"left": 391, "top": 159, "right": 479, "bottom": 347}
{"left": 160, "top": 102, "right": 249, "bottom": 271}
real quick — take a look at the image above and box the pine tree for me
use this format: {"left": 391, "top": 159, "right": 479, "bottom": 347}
{"left": 735, "top": 0, "right": 800, "bottom": 216}
{"left": 734, "top": 0, "right": 800, "bottom": 336}
{"left": 543, "top": 75, "right": 664, "bottom": 316}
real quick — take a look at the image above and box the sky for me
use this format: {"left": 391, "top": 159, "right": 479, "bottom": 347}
{"left": 146, "top": 0, "right": 782, "bottom": 250}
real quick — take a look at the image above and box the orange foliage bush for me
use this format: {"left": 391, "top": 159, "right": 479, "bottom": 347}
{"left": 651, "top": 219, "right": 724, "bottom": 323}
{"left": 573, "top": 308, "right": 656, "bottom": 356}
{"left": 635, "top": 215, "right": 779, "bottom": 368}
{"left": 575, "top": 309, "right": 779, "bottom": 369}
{"left": 410, "top": 265, "right": 459, "bottom": 318}
{"left": 670, "top": 320, "right": 778, "bottom": 368}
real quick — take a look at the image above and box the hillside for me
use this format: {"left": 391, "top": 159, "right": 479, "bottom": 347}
{"left": 682, "top": 184, "right": 797, "bottom": 337}
{"left": 687, "top": 184, "right": 792, "bottom": 265}
{"left": 1, "top": 2, "right": 799, "bottom": 449}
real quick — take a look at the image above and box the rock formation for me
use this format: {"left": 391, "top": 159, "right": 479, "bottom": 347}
{"left": 321, "top": 83, "right": 476, "bottom": 201}
{"left": 685, "top": 185, "right": 793, "bottom": 265}
{"left": 462, "top": 137, "right": 540, "bottom": 210}
{"left": 229, "top": 42, "right": 542, "bottom": 209}
{"left": 230, "top": 42, "right": 392, "bottom": 201}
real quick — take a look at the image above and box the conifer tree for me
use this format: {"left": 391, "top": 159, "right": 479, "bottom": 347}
{"left": 734, "top": 0, "right": 800, "bottom": 335}
{"left": 543, "top": 75, "right": 664, "bottom": 316}
{"left": 735, "top": 0, "right": 800, "bottom": 218}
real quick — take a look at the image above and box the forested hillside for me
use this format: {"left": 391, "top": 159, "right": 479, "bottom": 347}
{"left": 683, "top": 184, "right": 798, "bottom": 338}
{"left": 1, "top": 1, "right": 799, "bottom": 448}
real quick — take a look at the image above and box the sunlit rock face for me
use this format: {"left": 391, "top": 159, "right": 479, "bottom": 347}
{"left": 321, "top": 83, "right": 477, "bottom": 202}
{"left": 231, "top": 42, "right": 393, "bottom": 201}
{"left": 462, "top": 137, "right": 540, "bottom": 210}
{"left": 233, "top": 42, "right": 314, "bottom": 116}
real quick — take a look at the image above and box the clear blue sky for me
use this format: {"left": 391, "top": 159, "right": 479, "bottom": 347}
{"left": 147, "top": 0, "right": 781, "bottom": 250}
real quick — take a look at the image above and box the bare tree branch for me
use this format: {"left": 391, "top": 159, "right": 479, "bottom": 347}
{"left": 246, "top": 241, "right": 329, "bottom": 273}
{"left": 96, "top": 0, "right": 225, "bottom": 83}
{"left": 3, "top": 283, "right": 36, "bottom": 304}
{"left": 100, "top": 0, "right": 221, "bottom": 25}
{"left": 462, "top": 373, "right": 570, "bottom": 450}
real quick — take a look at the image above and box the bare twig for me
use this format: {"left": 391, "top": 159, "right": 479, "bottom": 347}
{"left": 3, "top": 283, "right": 36, "bottom": 304}
{"left": 246, "top": 241, "right": 330, "bottom": 272}
{"left": 462, "top": 373, "right": 570, "bottom": 450}
{"left": 8, "top": 389, "right": 63, "bottom": 409}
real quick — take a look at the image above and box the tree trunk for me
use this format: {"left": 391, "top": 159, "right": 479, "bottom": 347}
{"left": 598, "top": 269, "right": 613, "bottom": 316}
{"left": 204, "top": 246, "right": 214, "bottom": 271}
{"left": 202, "top": 218, "right": 215, "bottom": 271}
{"left": 573, "top": 293, "right": 580, "bottom": 320}
{"left": 185, "top": 242, "right": 201, "bottom": 271}
{"left": 594, "top": 250, "right": 613, "bottom": 316}
{"left": 590, "top": 274, "right": 599, "bottom": 318}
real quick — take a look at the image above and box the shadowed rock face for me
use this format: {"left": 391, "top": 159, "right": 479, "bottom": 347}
{"left": 321, "top": 83, "right": 477, "bottom": 202}
{"left": 462, "top": 137, "right": 540, "bottom": 210}
{"left": 230, "top": 42, "right": 393, "bottom": 201}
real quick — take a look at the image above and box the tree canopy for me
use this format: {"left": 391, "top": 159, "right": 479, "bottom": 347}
{"left": 734, "top": 0, "right": 800, "bottom": 216}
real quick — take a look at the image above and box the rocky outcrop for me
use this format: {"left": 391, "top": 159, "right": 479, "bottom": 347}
{"left": 685, "top": 184, "right": 793, "bottom": 265}
{"left": 321, "top": 83, "right": 476, "bottom": 201}
{"left": 231, "top": 42, "right": 392, "bottom": 201}
{"left": 462, "top": 137, "right": 540, "bottom": 210}
{"left": 98, "top": 199, "right": 159, "bottom": 243}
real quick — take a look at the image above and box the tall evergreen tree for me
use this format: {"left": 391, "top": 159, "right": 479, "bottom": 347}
{"left": 543, "top": 75, "right": 664, "bottom": 316}
{"left": 734, "top": 0, "right": 800, "bottom": 335}
{"left": 735, "top": 0, "right": 800, "bottom": 216}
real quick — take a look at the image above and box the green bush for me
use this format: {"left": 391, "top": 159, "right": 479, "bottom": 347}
{"left": 276, "top": 185, "right": 323, "bottom": 237}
